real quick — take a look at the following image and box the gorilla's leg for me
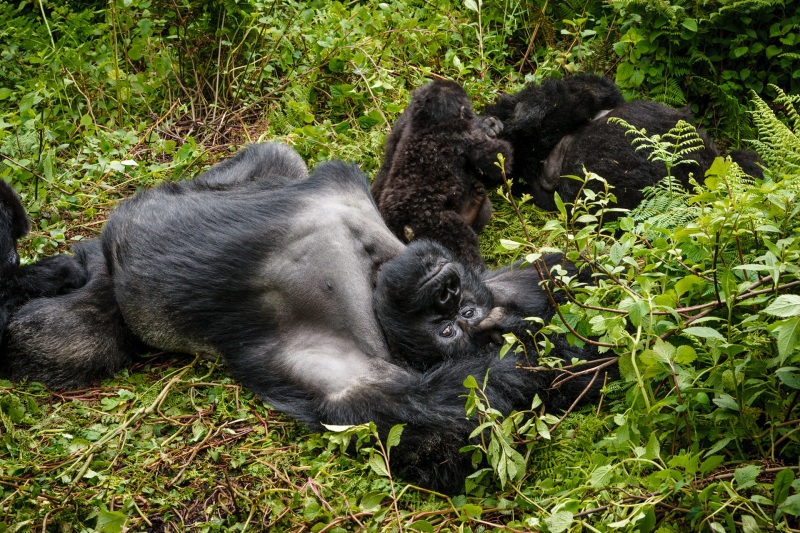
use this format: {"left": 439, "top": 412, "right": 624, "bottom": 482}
{"left": 193, "top": 142, "right": 309, "bottom": 189}
{"left": 3, "top": 239, "right": 142, "bottom": 390}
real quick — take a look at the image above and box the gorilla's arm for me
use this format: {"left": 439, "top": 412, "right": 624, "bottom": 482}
{"left": 3, "top": 240, "right": 140, "bottom": 389}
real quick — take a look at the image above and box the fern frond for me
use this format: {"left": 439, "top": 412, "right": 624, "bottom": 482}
{"left": 749, "top": 86, "right": 800, "bottom": 184}
{"left": 610, "top": 117, "right": 707, "bottom": 171}
{"left": 629, "top": 175, "right": 698, "bottom": 234}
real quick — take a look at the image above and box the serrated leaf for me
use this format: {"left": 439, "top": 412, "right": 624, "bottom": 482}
{"left": 544, "top": 511, "right": 573, "bottom": 533}
{"left": 463, "top": 375, "right": 479, "bottom": 389}
{"left": 764, "top": 295, "right": 800, "bottom": 317}
{"left": 645, "top": 432, "right": 660, "bottom": 460}
{"left": 590, "top": 465, "right": 613, "bottom": 487}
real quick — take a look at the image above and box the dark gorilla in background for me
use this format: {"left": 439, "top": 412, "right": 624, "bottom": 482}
{"left": 2, "top": 144, "right": 608, "bottom": 493}
{"left": 483, "top": 74, "right": 762, "bottom": 216}
{"left": 0, "top": 181, "right": 87, "bottom": 347}
{"left": 371, "top": 80, "right": 514, "bottom": 268}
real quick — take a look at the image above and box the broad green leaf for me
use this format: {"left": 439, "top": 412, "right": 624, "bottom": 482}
{"left": 464, "top": 0, "right": 479, "bottom": 11}
{"left": 682, "top": 18, "right": 698, "bottom": 32}
{"left": 359, "top": 491, "right": 386, "bottom": 512}
{"left": 407, "top": 520, "right": 435, "bottom": 533}
{"left": 544, "top": 511, "right": 573, "bottom": 533}
{"left": 763, "top": 295, "right": 800, "bottom": 317}
{"left": 777, "top": 367, "right": 800, "bottom": 389}
{"left": 741, "top": 515, "right": 761, "bottom": 533}
{"left": 386, "top": 424, "right": 404, "bottom": 450}
{"left": 712, "top": 394, "right": 739, "bottom": 411}
{"left": 774, "top": 468, "right": 795, "bottom": 506}
{"left": 96, "top": 510, "right": 127, "bottom": 533}
{"left": 734, "top": 464, "right": 761, "bottom": 490}
{"left": 682, "top": 327, "right": 725, "bottom": 340}
{"left": 368, "top": 454, "right": 388, "bottom": 477}
{"left": 779, "top": 494, "right": 800, "bottom": 516}
{"left": 775, "top": 318, "right": 800, "bottom": 360}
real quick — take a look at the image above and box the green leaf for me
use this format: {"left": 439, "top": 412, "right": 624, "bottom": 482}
{"left": 682, "top": 327, "right": 725, "bottom": 340}
{"left": 544, "top": 511, "right": 573, "bottom": 533}
{"left": 775, "top": 318, "right": 800, "bottom": 360}
{"left": 644, "top": 432, "right": 660, "bottom": 460}
{"left": 682, "top": 18, "right": 698, "bottom": 32}
{"left": 359, "top": 491, "right": 386, "bottom": 512}
{"left": 774, "top": 468, "right": 795, "bottom": 506}
{"left": 779, "top": 494, "right": 800, "bottom": 516}
{"left": 734, "top": 464, "right": 761, "bottom": 490}
{"left": 368, "top": 454, "right": 388, "bottom": 477}
{"left": 461, "top": 504, "right": 482, "bottom": 519}
{"left": 96, "top": 510, "right": 127, "bottom": 533}
{"left": 386, "top": 424, "right": 404, "bottom": 450}
{"left": 741, "top": 515, "right": 761, "bottom": 533}
{"left": 764, "top": 295, "right": 800, "bottom": 317}
{"left": 464, "top": 0, "right": 479, "bottom": 11}
{"left": 408, "top": 520, "right": 435, "bottom": 532}
{"left": 712, "top": 394, "right": 739, "bottom": 411}
{"left": 777, "top": 367, "right": 800, "bottom": 389}
{"left": 463, "top": 375, "right": 479, "bottom": 389}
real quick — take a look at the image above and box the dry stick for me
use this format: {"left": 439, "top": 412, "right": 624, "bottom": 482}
{"left": 518, "top": 0, "right": 548, "bottom": 77}
{"left": 60, "top": 358, "right": 198, "bottom": 498}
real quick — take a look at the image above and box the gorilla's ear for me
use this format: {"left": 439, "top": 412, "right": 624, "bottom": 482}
{"left": 0, "top": 180, "right": 31, "bottom": 239}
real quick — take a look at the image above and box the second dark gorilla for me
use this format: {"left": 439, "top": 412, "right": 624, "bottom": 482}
{"left": 5, "top": 144, "right": 607, "bottom": 493}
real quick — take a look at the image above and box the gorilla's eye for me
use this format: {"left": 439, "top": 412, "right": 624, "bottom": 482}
{"left": 461, "top": 308, "right": 475, "bottom": 319}
{"left": 440, "top": 324, "right": 456, "bottom": 338}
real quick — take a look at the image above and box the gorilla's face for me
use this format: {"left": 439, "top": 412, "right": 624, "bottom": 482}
{"left": 374, "top": 240, "right": 494, "bottom": 369}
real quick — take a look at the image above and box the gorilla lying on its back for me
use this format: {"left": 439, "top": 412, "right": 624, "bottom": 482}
{"left": 3, "top": 144, "right": 607, "bottom": 493}
{"left": 484, "top": 74, "right": 762, "bottom": 216}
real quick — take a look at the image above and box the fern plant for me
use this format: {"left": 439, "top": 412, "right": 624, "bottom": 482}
{"left": 749, "top": 85, "right": 800, "bottom": 184}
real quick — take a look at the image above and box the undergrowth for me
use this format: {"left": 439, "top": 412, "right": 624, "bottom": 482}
{"left": 0, "top": 0, "right": 799, "bottom": 531}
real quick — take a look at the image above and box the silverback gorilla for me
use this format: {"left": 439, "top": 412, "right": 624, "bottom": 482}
{"left": 371, "top": 80, "right": 513, "bottom": 268}
{"left": 2, "top": 144, "right": 607, "bottom": 493}
{"left": 483, "top": 74, "right": 761, "bottom": 216}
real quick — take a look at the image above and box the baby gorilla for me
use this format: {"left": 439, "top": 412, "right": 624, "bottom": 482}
{"left": 0, "top": 181, "right": 87, "bottom": 347}
{"left": 374, "top": 239, "right": 596, "bottom": 374}
{"left": 371, "top": 80, "right": 513, "bottom": 268}
{"left": 374, "top": 240, "right": 502, "bottom": 370}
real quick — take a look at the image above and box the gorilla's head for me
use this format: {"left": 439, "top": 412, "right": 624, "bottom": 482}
{"left": 408, "top": 80, "right": 475, "bottom": 129}
{"left": 0, "top": 181, "right": 30, "bottom": 270}
{"left": 374, "top": 240, "right": 495, "bottom": 370}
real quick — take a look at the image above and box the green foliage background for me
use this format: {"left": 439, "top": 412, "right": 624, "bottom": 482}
{"left": 0, "top": 0, "right": 799, "bottom": 531}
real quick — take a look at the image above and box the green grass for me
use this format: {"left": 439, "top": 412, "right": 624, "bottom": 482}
{"left": 2, "top": 1, "right": 800, "bottom": 531}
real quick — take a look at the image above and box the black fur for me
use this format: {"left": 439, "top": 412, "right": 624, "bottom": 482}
{"left": 483, "top": 75, "right": 762, "bottom": 217}
{"left": 2, "top": 239, "right": 141, "bottom": 388}
{"left": 0, "top": 181, "right": 88, "bottom": 347}
{"left": 372, "top": 80, "right": 513, "bottom": 268}
{"left": 5, "top": 144, "right": 608, "bottom": 493}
